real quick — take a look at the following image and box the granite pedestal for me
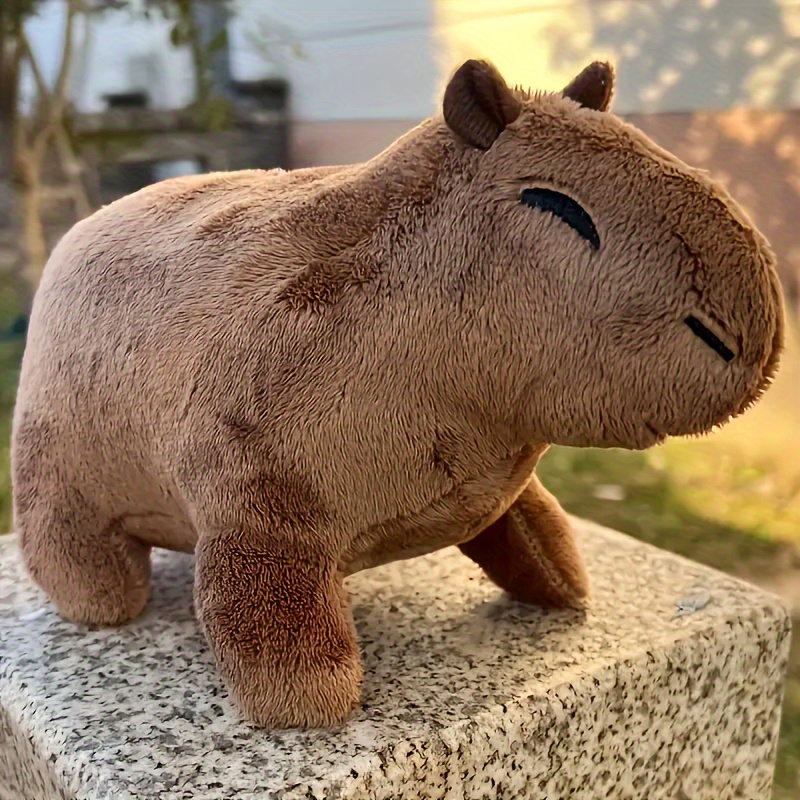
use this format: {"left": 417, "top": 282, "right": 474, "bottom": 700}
{"left": 0, "top": 520, "right": 791, "bottom": 800}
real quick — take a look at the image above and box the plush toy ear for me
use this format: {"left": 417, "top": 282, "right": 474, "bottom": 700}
{"left": 443, "top": 59, "right": 521, "bottom": 150}
{"left": 562, "top": 61, "right": 615, "bottom": 111}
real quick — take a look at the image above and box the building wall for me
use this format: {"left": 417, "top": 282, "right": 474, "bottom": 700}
{"left": 24, "top": 0, "right": 440, "bottom": 120}
{"left": 26, "top": 0, "right": 800, "bottom": 120}
{"left": 227, "top": 0, "right": 439, "bottom": 121}
{"left": 23, "top": 0, "right": 197, "bottom": 112}
{"left": 432, "top": 0, "right": 800, "bottom": 115}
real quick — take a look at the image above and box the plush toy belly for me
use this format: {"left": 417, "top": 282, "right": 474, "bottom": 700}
{"left": 341, "top": 444, "right": 544, "bottom": 575}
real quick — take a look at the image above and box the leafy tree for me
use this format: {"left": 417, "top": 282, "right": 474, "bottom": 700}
{"left": 6, "top": 0, "right": 88, "bottom": 291}
{"left": 2, "top": 0, "right": 233, "bottom": 303}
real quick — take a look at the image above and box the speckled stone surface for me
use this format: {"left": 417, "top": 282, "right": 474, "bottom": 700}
{"left": 0, "top": 519, "right": 791, "bottom": 800}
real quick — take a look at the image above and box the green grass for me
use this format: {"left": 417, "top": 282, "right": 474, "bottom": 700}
{"left": 538, "top": 446, "right": 795, "bottom": 576}
{"left": 0, "top": 272, "right": 25, "bottom": 533}
{"left": 0, "top": 340, "right": 21, "bottom": 532}
{"left": 775, "top": 629, "right": 800, "bottom": 800}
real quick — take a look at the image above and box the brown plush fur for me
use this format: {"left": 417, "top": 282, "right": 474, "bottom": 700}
{"left": 12, "top": 60, "right": 784, "bottom": 729}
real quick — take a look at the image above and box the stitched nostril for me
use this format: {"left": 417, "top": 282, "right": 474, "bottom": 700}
{"left": 684, "top": 315, "right": 735, "bottom": 362}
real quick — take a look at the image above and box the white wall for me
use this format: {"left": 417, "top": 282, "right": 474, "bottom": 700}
{"left": 227, "top": 0, "right": 439, "bottom": 120}
{"left": 24, "top": 0, "right": 440, "bottom": 120}
{"left": 22, "top": 0, "right": 800, "bottom": 120}
{"left": 23, "top": 0, "right": 196, "bottom": 113}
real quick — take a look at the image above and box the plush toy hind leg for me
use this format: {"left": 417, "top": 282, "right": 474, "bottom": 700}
{"left": 18, "top": 499, "right": 152, "bottom": 626}
{"left": 195, "top": 529, "right": 362, "bottom": 729}
{"left": 459, "top": 475, "right": 588, "bottom": 608}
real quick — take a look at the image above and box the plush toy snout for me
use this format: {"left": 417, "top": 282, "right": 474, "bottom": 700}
{"left": 652, "top": 276, "right": 783, "bottom": 447}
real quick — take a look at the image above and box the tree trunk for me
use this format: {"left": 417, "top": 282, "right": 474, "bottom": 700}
{"left": 53, "top": 124, "right": 91, "bottom": 220}
{"left": 11, "top": 0, "right": 80, "bottom": 295}
{"left": 17, "top": 148, "right": 47, "bottom": 286}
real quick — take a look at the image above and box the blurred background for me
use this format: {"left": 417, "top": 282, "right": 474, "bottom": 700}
{"left": 0, "top": 0, "right": 798, "bottom": 795}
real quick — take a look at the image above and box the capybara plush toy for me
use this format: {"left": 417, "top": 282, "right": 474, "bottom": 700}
{"left": 12, "top": 59, "right": 784, "bottom": 729}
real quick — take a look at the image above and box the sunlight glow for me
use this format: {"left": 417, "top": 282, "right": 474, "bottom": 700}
{"left": 432, "top": 0, "right": 612, "bottom": 100}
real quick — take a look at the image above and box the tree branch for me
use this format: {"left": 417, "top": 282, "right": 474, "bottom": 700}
{"left": 52, "top": 0, "right": 78, "bottom": 106}
{"left": 18, "top": 0, "right": 79, "bottom": 158}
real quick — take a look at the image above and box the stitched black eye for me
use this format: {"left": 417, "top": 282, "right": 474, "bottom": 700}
{"left": 685, "top": 315, "right": 735, "bottom": 362}
{"left": 520, "top": 188, "right": 600, "bottom": 250}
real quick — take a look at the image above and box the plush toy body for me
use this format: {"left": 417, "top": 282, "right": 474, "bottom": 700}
{"left": 12, "top": 61, "right": 784, "bottom": 728}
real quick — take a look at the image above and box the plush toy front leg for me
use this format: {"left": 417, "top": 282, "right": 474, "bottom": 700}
{"left": 459, "top": 475, "right": 588, "bottom": 609}
{"left": 194, "top": 530, "right": 362, "bottom": 729}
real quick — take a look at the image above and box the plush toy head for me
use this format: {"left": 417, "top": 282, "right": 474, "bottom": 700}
{"left": 421, "top": 59, "right": 784, "bottom": 450}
